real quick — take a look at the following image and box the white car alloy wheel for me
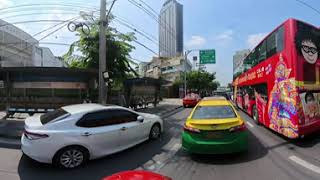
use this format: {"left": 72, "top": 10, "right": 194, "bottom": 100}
{"left": 55, "top": 146, "right": 88, "bottom": 169}
{"left": 150, "top": 124, "right": 161, "bottom": 139}
{"left": 60, "top": 149, "right": 84, "bottom": 168}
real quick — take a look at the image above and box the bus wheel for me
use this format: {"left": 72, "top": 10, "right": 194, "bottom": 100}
{"left": 252, "top": 105, "right": 260, "bottom": 125}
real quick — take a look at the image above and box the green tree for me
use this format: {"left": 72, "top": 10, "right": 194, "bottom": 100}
{"left": 174, "top": 71, "right": 220, "bottom": 93}
{"left": 63, "top": 17, "right": 138, "bottom": 86}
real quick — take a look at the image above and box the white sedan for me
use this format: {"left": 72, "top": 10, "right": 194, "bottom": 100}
{"left": 21, "top": 103, "right": 163, "bottom": 169}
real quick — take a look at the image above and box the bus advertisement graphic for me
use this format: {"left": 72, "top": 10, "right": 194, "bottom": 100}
{"left": 300, "top": 92, "right": 320, "bottom": 125}
{"left": 268, "top": 55, "right": 299, "bottom": 138}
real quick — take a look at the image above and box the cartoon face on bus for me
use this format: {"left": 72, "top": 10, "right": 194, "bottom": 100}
{"left": 295, "top": 29, "right": 319, "bottom": 64}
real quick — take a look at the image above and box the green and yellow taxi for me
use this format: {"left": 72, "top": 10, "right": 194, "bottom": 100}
{"left": 182, "top": 97, "right": 248, "bottom": 154}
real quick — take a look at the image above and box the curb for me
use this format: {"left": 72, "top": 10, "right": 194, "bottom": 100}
{"left": 0, "top": 130, "right": 23, "bottom": 140}
{"left": 0, "top": 121, "right": 8, "bottom": 127}
{"left": 0, "top": 137, "right": 21, "bottom": 148}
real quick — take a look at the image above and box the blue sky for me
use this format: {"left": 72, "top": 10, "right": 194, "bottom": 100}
{"left": 1, "top": 0, "right": 320, "bottom": 85}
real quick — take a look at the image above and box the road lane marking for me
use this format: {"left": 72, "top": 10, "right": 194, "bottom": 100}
{"left": 246, "top": 121, "right": 254, "bottom": 128}
{"left": 170, "top": 143, "right": 181, "bottom": 151}
{"left": 139, "top": 139, "right": 181, "bottom": 171}
{"left": 289, "top": 155, "right": 320, "bottom": 174}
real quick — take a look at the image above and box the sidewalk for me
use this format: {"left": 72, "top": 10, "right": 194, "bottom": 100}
{"left": 0, "top": 101, "right": 182, "bottom": 143}
{"left": 159, "top": 98, "right": 182, "bottom": 106}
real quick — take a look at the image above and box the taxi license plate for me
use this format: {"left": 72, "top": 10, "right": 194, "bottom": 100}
{"left": 205, "top": 132, "right": 222, "bottom": 138}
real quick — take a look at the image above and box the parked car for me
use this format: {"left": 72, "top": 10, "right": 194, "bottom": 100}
{"left": 182, "top": 97, "right": 248, "bottom": 154}
{"left": 102, "top": 170, "right": 172, "bottom": 180}
{"left": 183, "top": 93, "right": 201, "bottom": 108}
{"left": 21, "top": 103, "right": 163, "bottom": 169}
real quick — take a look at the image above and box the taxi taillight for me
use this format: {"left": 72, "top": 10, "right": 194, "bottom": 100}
{"left": 229, "top": 123, "right": 246, "bottom": 133}
{"left": 183, "top": 124, "right": 200, "bottom": 133}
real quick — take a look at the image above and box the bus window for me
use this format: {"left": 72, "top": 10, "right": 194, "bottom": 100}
{"left": 276, "top": 26, "right": 284, "bottom": 52}
{"left": 267, "top": 26, "right": 284, "bottom": 58}
{"left": 257, "top": 41, "right": 267, "bottom": 64}
{"left": 267, "top": 32, "right": 276, "bottom": 58}
{"left": 243, "top": 56, "right": 251, "bottom": 72}
{"left": 253, "top": 84, "right": 268, "bottom": 101}
{"left": 247, "top": 86, "right": 255, "bottom": 99}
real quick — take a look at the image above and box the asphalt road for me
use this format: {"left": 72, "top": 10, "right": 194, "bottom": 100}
{"left": 1, "top": 108, "right": 320, "bottom": 180}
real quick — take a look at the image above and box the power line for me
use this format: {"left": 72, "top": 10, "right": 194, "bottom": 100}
{"left": 129, "top": 57, "right": 147, "bottom": 63}
{"left": 0, "top": 15, "right": 82, "bottom": 61}
{"left": 134, "top": 0, "right": 178, "bottom": 40}
{"left": 127, "top": 0, "right": 184, "bottom": 56}
{"left": 0, "top": 3, "right": 99, "bottom": 13}
{"left": 0, "top": 42, "right": 75, "bottom": 46}
{"left": 113, "top": 17, "right": 171, "bottom": 54}
{"left": 137, "top": 0, "right": 158, "bottom": 15}
{"left": 133, "top": 39, "right": 157, "bottom": 55}
{"left": 0, "top": 12, "right": 79, "bottom": 19}
{"left": 292, "top": 0, "right": 320, "bottom": 16}
{"left": 115, "top": 15, "right": 157, "bottom": 41}
{"left": 0, "top": 7, "right": 97, "bottom": 16}
{"left": 114, "top": 29, "right": 157, "bottom": 55}
{"left": 127, "top": 0, "right": 177, "bottom": 41}
{"left": 0, "top": 20, "right": 84, "bottom": 28}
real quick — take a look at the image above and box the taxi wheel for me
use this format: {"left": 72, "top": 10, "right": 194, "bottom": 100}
{"left": 252, "top": 105, "right": 260, "bottom": 125}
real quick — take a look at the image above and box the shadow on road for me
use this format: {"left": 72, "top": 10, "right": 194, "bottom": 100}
{"left": 290, "top": 132, "right": 320, "bottom": 148}
{"left": 239, "top": 110, "right": 320, "bottom": 149}
{"left": 18, "top": 137, "right": 171, "bottom": 180}
{"left": 186, "top": 131, "right": 268, "bottom": 165}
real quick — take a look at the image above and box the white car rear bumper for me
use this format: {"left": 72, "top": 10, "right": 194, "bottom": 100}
{"left": 21, "top": 134, "right": 53, "bottom": 164}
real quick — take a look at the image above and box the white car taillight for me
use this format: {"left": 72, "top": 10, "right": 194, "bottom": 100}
{"left": 24, "top": 131, "right": 49, "bottom": 140}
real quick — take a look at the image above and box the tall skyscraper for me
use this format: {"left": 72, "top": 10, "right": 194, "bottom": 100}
{"left": 159, "top": 0, "right": 183, "bottom": 58}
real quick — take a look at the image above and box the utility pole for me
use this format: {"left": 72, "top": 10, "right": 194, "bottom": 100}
{"left": 99, "top": 0, "right": 107, "bottom": 104}
{"left": 99, "top": 0, "right": 117, "bottom": 104}
{"left": 184, "top": 51, "right": 187, "bottom": 97}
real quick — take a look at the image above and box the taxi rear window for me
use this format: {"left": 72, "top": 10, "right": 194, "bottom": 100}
{"left": 192, "top": 105, "right": 237, "bottom": 119}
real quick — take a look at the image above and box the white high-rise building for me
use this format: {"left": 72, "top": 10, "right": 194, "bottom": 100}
{"left": 0, "top": 19, "right": 66, "bottom": 67}
{"left": 233, "top": 49, "right": 250, "bottom": 77}
{"left": 159, "top": 0, "right": 183, "bottom": 58}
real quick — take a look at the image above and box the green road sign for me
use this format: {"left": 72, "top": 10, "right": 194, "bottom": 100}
{"left": 199, "top": 49, "right": 215, "bottom": 64}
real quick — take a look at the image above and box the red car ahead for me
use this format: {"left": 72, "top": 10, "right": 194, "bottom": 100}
{"left": 102, "top": 170, "right": 172, "bottom": 180}
{"left": 183, "top": 93, "right": 201, "bottom": 108}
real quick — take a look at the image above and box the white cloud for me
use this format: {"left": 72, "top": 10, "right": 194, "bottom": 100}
{"left": 0, "top": 0, "right": 13, "bottom": 9}
{"left": 186, "top": 35, "right": 206, "bottom": 48}
{"left": 247, "top": 33, "right": 267, "bottom": 49}
{"left": 215, "top": 30, "right": 234, "bottom": 42}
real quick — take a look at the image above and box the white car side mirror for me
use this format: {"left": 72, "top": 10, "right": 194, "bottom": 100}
{"left": 137, "top": 116, "right": 144, "bottom": 123}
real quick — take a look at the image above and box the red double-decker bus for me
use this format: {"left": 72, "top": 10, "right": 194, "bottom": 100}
{"left": 233, "top": 18, "right": 320, "bottom": 139}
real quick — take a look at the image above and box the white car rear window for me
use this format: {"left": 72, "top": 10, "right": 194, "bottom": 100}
{"left": 40, "top": 108, "right": 69, "bottom": 124}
